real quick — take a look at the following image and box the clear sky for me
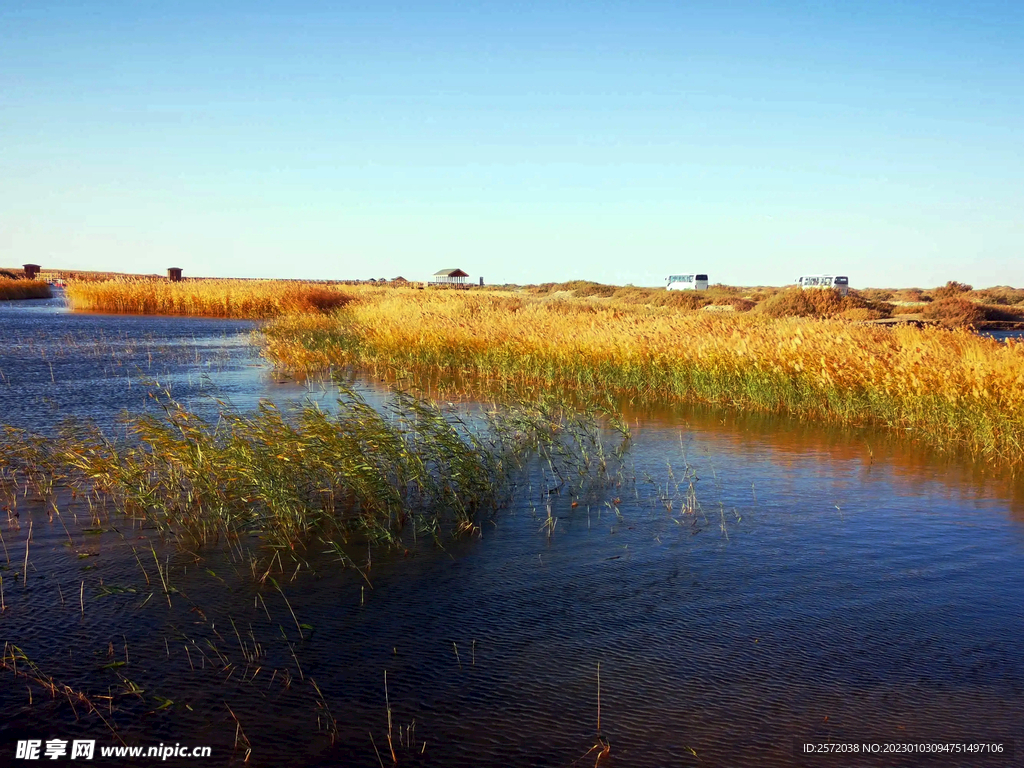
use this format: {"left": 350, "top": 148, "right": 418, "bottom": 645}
{"left": 2, "top": 1, "right": 1022, "bottom": 287}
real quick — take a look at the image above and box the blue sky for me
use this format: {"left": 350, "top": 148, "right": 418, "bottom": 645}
{"left": 2, "top": 1, "right": 1022, "bottom": 287}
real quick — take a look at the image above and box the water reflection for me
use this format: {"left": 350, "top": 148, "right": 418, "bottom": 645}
{"left": 624, "top": 399, "right": 1024, "bottom": 523}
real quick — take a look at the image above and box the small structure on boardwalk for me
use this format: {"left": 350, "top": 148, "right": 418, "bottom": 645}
{"left": 167, "top": 267, "right": 183, "bottom": 282}
{"left": 432, "top": 268, "right": 469, "bottom": 288}
{"left": 23, "top": 264, "right": 41, "bottom": 279}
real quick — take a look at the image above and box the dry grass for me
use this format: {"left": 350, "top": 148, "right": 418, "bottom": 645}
{"left": 0, "top": 279, "right": 52, "bottom": 301}
{"left": 841, "top": 307, "right": 889, "bottom": 321}
{"left": 973, "top": 286, "right": 1024, "bottom": 306}
{"left": 756, "top": 287, "right": 880, "bottom": 318}
{"left": 60, "top": 274, "right": 908, "bottom": 319}
{"left": 261, "top": 287, "right": 1024, "bottom": 468}
{"left": 890, "top": 288, "right": 931, "bottom": 303}
{"left": 64, "top": 278, "right": 351, "bottom": 319}
{"left": 503, "top": 280, "right": 777, "bottom": 307}
{"left": 922, "top": 297, "right": 988, "bottom": 328}
{"left": 930, "top": 281, "right": 974, "bottom": 300}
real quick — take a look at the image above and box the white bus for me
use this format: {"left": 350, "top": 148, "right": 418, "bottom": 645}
{"left": 666, "top": 273, "right": 709, "bottom": 291}
{"left": 796, "top": 275, "right": 849, "bottom": 296}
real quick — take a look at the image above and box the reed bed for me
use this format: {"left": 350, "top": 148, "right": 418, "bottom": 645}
{"left": 0, "top": 387, "right": 615, "bottom": 548}
{"left": 0, "top": 278, "right": 52, "bottom": 300}
{"left": 64, "top": 278, "right": 350, "bottom": 319}
{"left": 261, "top": 287, "right": 1024, "bottom": 468}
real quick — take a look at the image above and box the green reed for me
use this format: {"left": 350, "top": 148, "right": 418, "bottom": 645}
{"left": 0, "top": 386, "right": 622, "bottom": 550}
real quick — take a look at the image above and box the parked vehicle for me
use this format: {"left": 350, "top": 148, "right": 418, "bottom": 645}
{"left": 666, "top": 273, "right": 709, "bottom": 291}
{"left": 796, "top": 275, "right": 849, "bottom": 296}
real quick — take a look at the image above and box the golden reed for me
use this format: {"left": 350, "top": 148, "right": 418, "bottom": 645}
{"left": 262, "top": 287, "right": 1024, "bottom": 468}
{"left": 64, "top": 278, "right": 350, "bottom": 319}
{"left": 0, "top": 279, "right": 52, "bottom": 301}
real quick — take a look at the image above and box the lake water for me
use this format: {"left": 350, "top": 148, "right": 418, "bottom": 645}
{"left": 1, "top": 297, "right": 1022, "bottom": 767}
{"left": 981, "top": 329, "right": 1024, "bottom": 342}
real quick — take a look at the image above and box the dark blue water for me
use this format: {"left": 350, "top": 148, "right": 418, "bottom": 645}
{"left": 0, "top": 294, "right": 346, "bottom": 432}
{"left": 1, "top": 299, "right": 1022, "bottom": 768}
{"left": 980, "top": 329, "right": 1024, "bottom": 342}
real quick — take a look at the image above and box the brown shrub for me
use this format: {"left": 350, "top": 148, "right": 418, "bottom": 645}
{"left": 658, "top": 291, "right": 712, "bottom": 310}
{"left": 704, "top": 283, "right": 744, "bottom": 297}
{"left": 921, "top": 297, "right": 986, "bottom": 327}
{"left": 891, "top": 288, "right": 930, "bottom": 303}
{"left": 857, "top": 288, "right": 894, "bottom": 302}
{"left": 525, "top": 283, "right": 557, "bottom": 295}
{"left": 571, "top": 281, "right": 618, "bottom": 298}
{"left": 280, "top": 286, "right": 353, "bottom": 313}
{"left": 979, "top": 304, "right": 1024, "bottom": 322}
{"left": 744, "top": 287, "right": 787, "bottom": 303}
{"left": 608, "top": 287, "right": 711, "bottom": 310}
{"left": 758, "top": 288, "right": 869, "bottom": 318}
{"left": 931, "top": 281, "right": 973, "bottom": 300}
{"left": 972, "top": 286, "right": 1024, "bottom": 306}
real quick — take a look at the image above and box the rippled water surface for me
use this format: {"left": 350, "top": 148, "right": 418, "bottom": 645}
{"left": 1, "top": 298, "right": 1022, "bottom": 767}
{"left": 982, "top": 329, "right": 1024, "bottom": 342}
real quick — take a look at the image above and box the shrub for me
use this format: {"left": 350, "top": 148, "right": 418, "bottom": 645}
{"left": 922, "top": 297, "right": 986, "bottom": 327}
{"left": 972, "top": 286, "right": 1024, "bottom": 306}
{"left": 607, "top": 287, "right": 710, "bottom": 310}
{"left": 892, "top": 288, "right": 930, "bottom": 303}
{"left": 704, "top": 283, "right": 744, "bottom": 298}
{"left": 525, "top": 283, "right": 557, "bottom": 295}
{"left": 280, "top": 286, "right": 353, "bottom": 314}
{"left": 572, "top": 282, "right": 617, "bottom": 298}
{"left": 857, "top": 288, "right": 894, "bottom": 302}
{"left": 931, "top": 281, "right": 974, "bottom": 300}
{"left": 979, "top": 304, "right": 1024, "bottom": 322}
{"left": 660, "top": 291, "right": 712, "bottom": 310}
{"left": 757, "top": 288, "right": 870, "bottom": 318}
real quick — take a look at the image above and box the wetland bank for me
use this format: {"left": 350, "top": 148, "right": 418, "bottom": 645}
{"left": 1, "top": 287, "right": 1023, "bottom": 767}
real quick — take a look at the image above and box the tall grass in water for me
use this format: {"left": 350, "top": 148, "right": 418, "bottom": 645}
{"left": 65, "top": 278, "right": 350, "bottom": 318}
{"left": 0, "top": 387, "right": 619, "bottom": 548}
{"left": 262, "top": 287, "right": 1024, "bottom": 468}
{"left": 0, "top": 278, "right": 52, "bottom": 300}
